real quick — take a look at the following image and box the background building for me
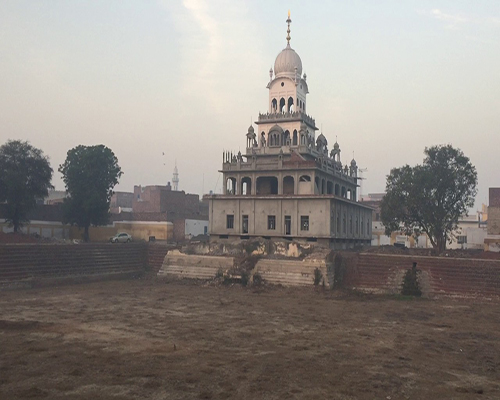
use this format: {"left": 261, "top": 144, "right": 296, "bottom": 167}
{"left": 485, "top": 188, "right": 500, "bottom": 252}
{"left": 361, "top": 193, "right": 488, "bottom": 249}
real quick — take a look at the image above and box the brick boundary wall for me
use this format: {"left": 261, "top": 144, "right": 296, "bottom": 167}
{"left": 147, "top": 244, "right": 171, "bottom": 273}
{"left": 342, "top": 253, "right": 500, "bottom": 299}
{"left": 0, "top": 243, "right": 153, "bottom": 289}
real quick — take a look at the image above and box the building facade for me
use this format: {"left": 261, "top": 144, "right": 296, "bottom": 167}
{"left": 206, "top": 14, "right": 372, "bottom": 248}
{"left": 133, "top": 184, "right": 207, "bottom": 220}
{"left": 485, "top": 188, "right": 500, "bottom": 252}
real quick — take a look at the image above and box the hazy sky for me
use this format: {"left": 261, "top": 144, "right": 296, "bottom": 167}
{"left": 1, "top": 1, "right": 499, "bottom": 208}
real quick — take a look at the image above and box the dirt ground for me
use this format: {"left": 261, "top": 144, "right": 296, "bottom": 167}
{"left": 1, "top": 279, "right": 499, "bottom": 400}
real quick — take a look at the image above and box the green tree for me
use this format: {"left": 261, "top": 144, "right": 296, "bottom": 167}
{"left": 59, "top": 145, "right": 122, "bottom": 242}
{"left": 380, "top": 145, "right": 477, "bottom": 253}
{"left": 0, "top": 140, "right": 54, "bottom": 232}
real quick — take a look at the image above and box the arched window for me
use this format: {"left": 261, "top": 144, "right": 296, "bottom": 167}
{"left": 300, "top": 134, "right": 306, "bottom": 145}
{"left": 280, "top": 98, "right": 286, "bottom": 113}
{"left": 314, "top": 177, "right": 320, "bottom": 194}
{"left": 335, "top": 184, "right": 340, "bottom": 196}
{"left": 288, "top": 97, "right": 294, "bottom": 112}
{"left": 226, "top": 178, "right": 236, "bottom": 195}
{"left": 256, "top": 176, "right": 278, "bottom": 195}
{"left": 284, "top": 130, "right": 290, "bottom": 145}
{"left": 241, "top": 177, "right": 251, "bottom": 195}
{"left": 292, "top": 130, "right": 298, "bottom": 146}
{"left": 271, "top": 98, "right": 277, "bottom": 112}
{"left": 283, "top": 176, "right": 294, "bottom": 194}
{"left": 298, "top": 175, "right": 312, "bottom": 195}
{"left": 321, "top": 178, "right": 326, "bottom": 194}
{"left": 327, "top": 181, "right": 333, "bottom": 194}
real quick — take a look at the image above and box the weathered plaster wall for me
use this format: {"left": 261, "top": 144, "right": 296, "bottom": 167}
{"left": 209, "top": 196, "right": 371, "bottom": 241}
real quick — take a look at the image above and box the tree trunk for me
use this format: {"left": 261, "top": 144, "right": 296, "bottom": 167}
{"left": 13, "top": 207, "right": 20, "bottom": 233}
{"left": 436, "top": 235, "right": 446, "bottom": 254}
{"left": 83, "top": 225, "right": 90, "bottom": 242}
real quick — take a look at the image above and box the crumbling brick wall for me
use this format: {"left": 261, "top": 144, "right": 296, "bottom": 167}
{"left": 342, "top": 253, "right": 500, "bottom": 299}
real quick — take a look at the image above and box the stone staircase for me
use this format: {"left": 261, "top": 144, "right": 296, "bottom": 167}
{"left": 255, "top": 259, "right": 330, "bottom": 286}
{"left": 158, "top": 251, "right": 331, "bottom": 287}
{"left": 158, "top": 250, "right": 234, "bottom": 280}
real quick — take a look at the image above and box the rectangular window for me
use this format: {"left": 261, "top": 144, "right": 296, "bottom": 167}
{"left": 337, "top": 212, "right": 341, "bottom": 233}
{"left": 242, "top": 215, "right": 248, "bottom": 234}
{"left": 285, "top": 216, "right": 291, "bottom": 235}
{"left": 396, "top": 235, "right": 406, "bottom": 244}
{"left": 268, "top": 215, "right": 276, "bottom": 230}
{"left": 226, "top": 215, "right": 234, "bottom": 229}
{"left": 457, "top": 235, "right": 467, "bottom": 244}
{"left": 300, "top": 215, "right": 309, "bottom": 231}
{"left": 343, "top": 213, "right": 346, "bottom": 234}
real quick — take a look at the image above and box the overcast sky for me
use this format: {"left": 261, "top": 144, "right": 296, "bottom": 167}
{"left": 1, "top": 1, "right": 499, "bottom": 208}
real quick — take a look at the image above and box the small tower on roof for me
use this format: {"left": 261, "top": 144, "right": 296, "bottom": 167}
{"left": 267, "top": 10, "right": 309, "bottom": 115}
{"left": 172, "top": 161, "right": 179, "bottom": 191}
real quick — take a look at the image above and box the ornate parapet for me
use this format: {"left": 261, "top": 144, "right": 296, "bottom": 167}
{"left": 221, "top": 162, "right": 255, "bottom": 171}
{"left": 257, "top": 111, "right": 316, "bottom": 128}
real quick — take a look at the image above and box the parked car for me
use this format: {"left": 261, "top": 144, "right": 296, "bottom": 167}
{"left": 110, "top": 232, "right": 132, "bottom": 243}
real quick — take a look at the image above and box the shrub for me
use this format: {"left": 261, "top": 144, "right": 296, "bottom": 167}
{"left": 253, "top": 273, "right": 263, "bottom": 286}
{"left": 215, "top": 268, "right": 224, "bottom": 279}
{"left": 313, "top": 268, "right": 323, "bottom": 286}
{"left": 223, "top": 274, "right": 232, "bottom": 285}
{"left": 401, "top": 262, "right": 422, "bottom": 296}
{"left": 240, "top": 270, "right": 249, "bottom": 286}
{"left": 243, "top": 240, "right": 261, "bottom": 255}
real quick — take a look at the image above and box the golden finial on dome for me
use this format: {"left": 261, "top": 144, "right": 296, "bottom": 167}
{"left": 286, "top": 11, "right": 291, "bottom": 45}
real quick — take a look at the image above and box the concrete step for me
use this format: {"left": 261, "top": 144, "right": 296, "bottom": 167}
{"left": 158, "top": 251, "right": 235, "bottom": 280}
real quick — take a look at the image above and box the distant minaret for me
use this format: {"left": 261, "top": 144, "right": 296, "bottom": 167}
{"left": 172, "top": 161, "right": 179, "bottom": 191}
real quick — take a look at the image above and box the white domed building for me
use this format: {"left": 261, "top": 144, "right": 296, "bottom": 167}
{"left": 207, "top": 13, "right": 372, "bottom": 248}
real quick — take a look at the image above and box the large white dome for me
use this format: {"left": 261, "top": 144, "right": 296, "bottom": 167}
{"left": 274, "top": 44, "right": 302, "bottom": 79}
